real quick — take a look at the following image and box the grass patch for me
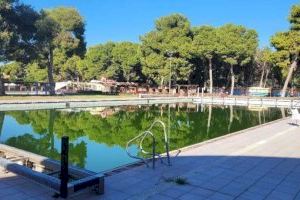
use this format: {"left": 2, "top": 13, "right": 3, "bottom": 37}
{"left": 164, "top": 176, "right": 189, "bottom": 185}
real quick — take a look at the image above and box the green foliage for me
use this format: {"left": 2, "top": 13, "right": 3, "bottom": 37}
{"left": 62, "top": 55, "right": 82, "bottom": 81}
{"left": 256, "top": 48, "right": 273, "bottom": 64}
{"left": 46, "top": 7, "right": 86, "bottom": 56}
{"left": 112, "top": 42, "right": 142, "bottom": 82}
{"left": 289, "top": 4, "right": 300, "bottom": 31}
{"left": 192, "top": 26, "right": 219, "bottom": 60}
{"left": 271, "top": 31, "right": 300, "bottom": 55}
{"left": 218, "top": 24, "right": 258, "bottom": 67}
{"left": 83, "top": 42, "right": 115, "bottom": 80}
{"left": 271, "top": 4, "right": 300, "bottom": 87}
{"left": 25, "top": 62, "right": 47, "bottom": 82}
{"left": 4, "top": 105, "right": 284, "bottom": 170}
{"left": 140, "top": 14, "right": 193, "bottom": 85}
{"left": 34, "top": 7, "right": 86, "bottom": 83}
{"left": 0, "top": 0, "right": 39, "bottom": 63}
{"left": 1, "top": 62, "right": 24, "bottom": 81}
{"left": 82, "top": 42, "right": 143, "bottom": 82}
{"left": 1, "top": 2, "right": 290, "bottom": 90}
{"left": 0, "top": 0, "right": 39, "bottom": 94}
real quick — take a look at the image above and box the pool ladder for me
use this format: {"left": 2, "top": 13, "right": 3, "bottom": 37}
{"left": 126, "top": 120, "right": 171, "bottom": 169}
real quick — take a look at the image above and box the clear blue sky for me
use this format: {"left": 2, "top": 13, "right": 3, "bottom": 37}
{"left": 22, "top": 0, "right": 299, "bottom": 47}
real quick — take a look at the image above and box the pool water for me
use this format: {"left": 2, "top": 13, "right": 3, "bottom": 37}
{"left": 0, "top": 104, "right": 286, "bottom": 172}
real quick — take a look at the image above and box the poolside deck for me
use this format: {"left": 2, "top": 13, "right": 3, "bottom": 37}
{"left": 1, "top": 117, "right": 300, "bottom": 199}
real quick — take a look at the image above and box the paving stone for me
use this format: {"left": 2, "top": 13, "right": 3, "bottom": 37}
{"left": 179, "top": 193, "right": 206, "bottom": 200}
{"left": 220, "top": 183, "right": 248, "bottom": 197}
{"left": 201, "top": 176, "right": 233, "bottom": 190}
{"left": 0, "top": 192, "right": 29, "bottom": 200}
{"left": 238, "top": 191, "right": 266, "bottom": 200}
{"left": 146, "top": 194, "right": 174, "bottom": 200}
{"left": 207, "top": 192, "right": 234, "bottom": 200}
{"left": 265, "top": 190, "right": 295, "bottom": 200}
{"left": 188, "top": 187, "right": 214, "bottom": 198}
{"left": 161, "top": 185, "right": 194, "bottom": 198}
{"left": 0, "top": 187, "right": 21, "bottom": 196}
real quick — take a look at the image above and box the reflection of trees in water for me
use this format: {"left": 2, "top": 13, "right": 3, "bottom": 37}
{"left": 0, "top": 111, "right": 5, "bottom": 138}
{"left": 5, "top": 134, "right": 86, "bottom": 168}
{"left": 5, "top": 110, "right": 87, "bottom": 168}
{"left": 5, "top": 105, "right": 283, "bottom": 164}
{"left": 207, "top": 105, "right": 212, "bottom": 135}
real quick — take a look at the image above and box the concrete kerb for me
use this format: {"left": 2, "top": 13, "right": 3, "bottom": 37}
{"left": 101, "top": 116, "right": 290, "bottom": 177}
{"left": 0, "top": 97, "right": 195, "bottom": 111}
{"left": 167, "top": 116, "right": 290, "bottom": 154}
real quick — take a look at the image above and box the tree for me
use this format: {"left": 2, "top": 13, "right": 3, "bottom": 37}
{"left": 83, "top": 42, "right": 115, "bottom": 80}
{"left": 35, "top": 7, "right": 86, "bottom": 94}
{"left": 46, "top": 7, "right": 86, "bottom": 57}
{"left": 255, "top": 48, "right": 274, "bottom": 87}
{"left": 218, "top": 24, "right": 258, "bottom": 95}
{"left": 140, "top": 14, "right": 193, "bottom": 86}
{"left": 112, "top": 42, "right": 142, "bottom": 82}
{"left": 271, "top": 5, "right": 300, "bottom": 97}
{"left": 0, "top": 0, "right": 39, "bottom": 94}
{"left": 192, "top": 26, "right": 219, "bottom": 93}
{"left": 25, "top": 62, "right": 47, "bottom": 82}
{"left": 47, "top": 7, "right": 86, "bottom": 81}
{"left": 35, "top": 10, "right": 60, "bottom": 94}
{"left": 1, "top": 61, "right": 24, "bottom": 81}
{"left": 63, "top": 55, "right": 82, "bottom": 81}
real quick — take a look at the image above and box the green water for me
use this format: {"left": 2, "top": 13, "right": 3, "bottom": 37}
{"left": 0, "top": 104, "right": 286, "bottom": 172}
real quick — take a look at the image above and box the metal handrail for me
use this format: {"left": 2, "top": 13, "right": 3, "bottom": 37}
{"left": 126, "top": 120, "right": 171, "bottom": 169}
{"left": 141, "top": 120, "right": 170, "bottom": 166}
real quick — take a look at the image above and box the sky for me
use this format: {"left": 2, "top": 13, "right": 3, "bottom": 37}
{"left": 22, "top": 0, "right": 299, "bottom": 47}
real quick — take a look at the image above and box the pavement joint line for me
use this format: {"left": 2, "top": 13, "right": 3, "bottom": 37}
{"left": 230, "top": 126, "right": 298, "bottom": 156}
{"left": 233, "top": 155, "right": 295, "bottom": 200}
{"left": 262, "top": 161, "right": 300, "bottom": 200}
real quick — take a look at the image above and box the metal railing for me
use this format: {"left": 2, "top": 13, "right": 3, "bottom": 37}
{"left": 126, "top": 120, "right": 171, "bottom": 169}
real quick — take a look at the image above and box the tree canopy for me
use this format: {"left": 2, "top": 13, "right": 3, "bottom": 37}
{"left": 3, "top": 2, "right": 300, "bottom": 95}
{"left": 140, "top": 14, "right": 193, "bottom": 86}
{"left": 271, "top": 4, "right": 300, "bottom": 96}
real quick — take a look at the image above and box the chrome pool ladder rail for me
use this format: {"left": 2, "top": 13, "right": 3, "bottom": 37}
{"left": 126, "top": 130, "right": 156, "bottom": 168}
{"left": 126, "top": 120, "right": 171, "bottom": 169}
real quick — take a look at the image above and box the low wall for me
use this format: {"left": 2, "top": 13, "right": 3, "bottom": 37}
{"left": 0, "top": 96, "right": 299, "bottom": 111}
{"left": 194, "top": 96, "right": 300, "bottom": 108}
{"left": 0, "top": 97, "right": 194, "bottom": 111}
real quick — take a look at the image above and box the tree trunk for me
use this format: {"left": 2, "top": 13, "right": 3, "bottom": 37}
{"left": 230, "top": 64, "right": 235, "bottom": 95}
{"left": 160, "top": 77, "right": 164, "bottom": 88}
{"left": 263, "top": 69, "right": 269, "bottom": 88}
{"left": 48, "top": 109, "right": 56, "bottom": 151}
{"left": 228, "top": 105, "right": 233, "bottom": 132}
{"left": 206, "top": 105, "right": 212, "bottom": 137}
{"left": 208, "top": 58, "right": 213, "bottom": 94}
{"left": 281, "top": 57, "right": 298, "bottom": 97}
{"left": 0, "top": 76, "right": 5, "bottom": 96}
{"left": 259, "top": 62, "right": 265, "bottom": 87}
{"left": 47, "top": 45, "right": 55, "bottom": 95}
{"left": 280, "top": 107, "right": 286, "bottom": 118}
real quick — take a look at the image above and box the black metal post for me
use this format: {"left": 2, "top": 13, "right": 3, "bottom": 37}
{"left": 152, "top": 137, "right": 155, "bottom": 169}
{"left": 60, "top": 136, "right": 69, "bottom": 198}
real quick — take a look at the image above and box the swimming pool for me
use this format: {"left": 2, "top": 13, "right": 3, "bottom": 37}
{"left": 0, "top": 104, "right": 286, "bottom": 172}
